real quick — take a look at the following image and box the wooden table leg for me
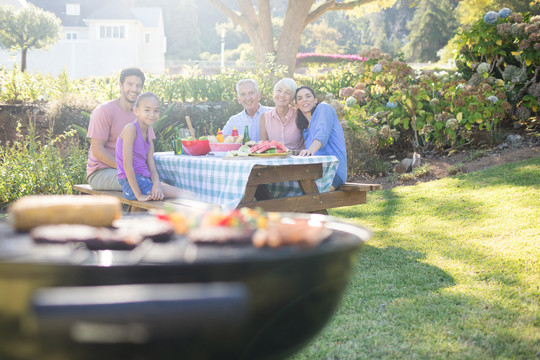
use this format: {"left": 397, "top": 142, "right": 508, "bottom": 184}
{"left": 298, "top": 179, "right": 328, "bottom": 214}
{"left": 242, "top": 185, "right": 258, "bottom": 203}
{"left": 298, "top": 179, "right": 319, "bottom": 194}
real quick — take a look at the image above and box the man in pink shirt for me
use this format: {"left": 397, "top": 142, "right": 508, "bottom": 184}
{"left": 86, "top": 68, "right": 155, "bottom": 190}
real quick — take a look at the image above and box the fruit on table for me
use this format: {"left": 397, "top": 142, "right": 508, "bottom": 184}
{"left": 249, "top": 140, "right": 287, "bottom": 154}
{"left": 270, "top": 140, "right": 288, "bottom": 152}
{"left": 249, "top": 140, "right": 289, "bottom": 154}
{"left": 236, "top": 145, "right": 250, "bottom": 157}
{"left": 224, "top": 141, "right": 288, "bottom": 157}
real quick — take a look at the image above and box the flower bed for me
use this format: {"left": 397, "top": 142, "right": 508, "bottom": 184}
{"left": 296, "top": 53, "right": 367, "bottom": 65}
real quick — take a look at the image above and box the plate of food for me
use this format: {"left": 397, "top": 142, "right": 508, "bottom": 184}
{"left": 249, "top": 151, "right": 291, "bottom": 158}
{"left": 248, "top": 140, "right": 290, "bottom": 157}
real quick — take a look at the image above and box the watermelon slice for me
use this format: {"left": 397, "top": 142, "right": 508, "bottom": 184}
{"left": 249, "top": 142, "right": 265, "bottom": 153}
{"left": 255, "top": 142, "right": 273, "bottom": 153}
{"left": 270, "top": 140, "right": 288, "bottom": 152}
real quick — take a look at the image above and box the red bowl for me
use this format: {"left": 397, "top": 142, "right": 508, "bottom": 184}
{"left": 209, "top": 143, "right": 242, "bottom": 152}
{"left": 181, "top": 139, "right": 211, "bottom": 156}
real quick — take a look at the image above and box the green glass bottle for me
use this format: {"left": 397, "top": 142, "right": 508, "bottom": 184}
{"left": 242, "top": 125, "right": 250, "bottom": 144}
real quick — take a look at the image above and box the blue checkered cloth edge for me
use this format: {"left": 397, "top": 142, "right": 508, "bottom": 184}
{"left": 153, "top": 152, "right": 339, "bottom": 210}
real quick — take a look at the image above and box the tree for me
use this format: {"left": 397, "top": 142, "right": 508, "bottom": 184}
{"left": 300, "top": 19, "right": 343, "bottom": 54}
{"left": 136, "top": 0, "right": 203, "bottom": 60}
{"left": 171, "top": 0, "right": 201, "bottom": 59}
{"left": 403, "top": 0, "right": 458, "bottom": 61}
{"left": 203, "top": 0, "right": 397, "bottom": 76}
{"left": 456, "top": 0, "right": 539, "bottom": 25}
{"left": 0, "top": 4, "right": 61, "bottom": 72}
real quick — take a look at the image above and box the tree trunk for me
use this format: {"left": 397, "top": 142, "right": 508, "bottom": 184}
{"left": 21, "top": 47, "right": 27, "bottom": 72}
{"left": 276, "top": 1, "right": 315, "bottom": 77}
{"left": 205, "top": 0, "right": 382, "bottom": 76}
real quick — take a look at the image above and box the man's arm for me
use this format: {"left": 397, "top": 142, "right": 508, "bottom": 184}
{"left": 91, "top": 138, "right": 117, "bottom": 168}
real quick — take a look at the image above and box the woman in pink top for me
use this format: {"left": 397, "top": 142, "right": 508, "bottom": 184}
{"left": 116, "top": 92, "right": 194, "bottom": 202}
{"left": 259, "top": 78, "right": 305, "bottom": 151}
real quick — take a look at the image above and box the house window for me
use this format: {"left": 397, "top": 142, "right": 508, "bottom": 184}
{"left": 99, "top": 25, "right": 125, "bottom": 39}
{"left": 66, "top": 32, "right": 78, "bottom": 40}
{"left": 66, "top": 3, "right": 80, "bottom": 16}
{"left": 145, "top": 33, "right": 150, "bottom": 43}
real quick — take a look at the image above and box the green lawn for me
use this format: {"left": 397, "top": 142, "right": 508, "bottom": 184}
{"left": 293, "top": 156, "right": 540, "bottom": 360}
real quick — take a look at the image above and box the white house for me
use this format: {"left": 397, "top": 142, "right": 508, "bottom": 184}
{"left": 0, "top": 0, "right": 166, "bottom": 78}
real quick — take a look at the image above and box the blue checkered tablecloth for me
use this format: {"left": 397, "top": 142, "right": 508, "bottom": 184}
{"left": 154, "top": 152, "right": 339, "bottom": 210}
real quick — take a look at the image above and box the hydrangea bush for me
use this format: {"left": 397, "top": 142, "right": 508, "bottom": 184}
{"left": 454, "top": 8, "right": 539, "bottom": 130}
{"left": 339, "top": 48, "right": 509, "bottom": 154}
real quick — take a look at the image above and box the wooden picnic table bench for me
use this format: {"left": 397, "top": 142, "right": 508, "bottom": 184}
{"left": 73, "top": 178, "right": 382, "bottom": 214}
{"left": 72, "top": 184, "right": 211, "bottom": 213}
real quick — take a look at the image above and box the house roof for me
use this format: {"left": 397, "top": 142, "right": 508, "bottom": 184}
{"left": 85, "top": 1, "right": 137, "bottom": 21}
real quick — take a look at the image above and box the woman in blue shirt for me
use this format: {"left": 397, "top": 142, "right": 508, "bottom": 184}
{"left": 295, "top": 86, "right": 347, "bottom": 190}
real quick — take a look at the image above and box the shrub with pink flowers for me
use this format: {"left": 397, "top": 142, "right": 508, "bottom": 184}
{"left": 340, "top": 47, "right": 510, "bottom": 154}
{"left": 454, "top": 9, "right": 539, "bottom": 130}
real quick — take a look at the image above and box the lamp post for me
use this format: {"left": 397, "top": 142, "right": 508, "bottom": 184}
{"left": 220, "top": 29, "right": 225, "bottom": 73}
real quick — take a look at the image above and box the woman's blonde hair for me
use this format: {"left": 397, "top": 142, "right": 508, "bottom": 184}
{"left": 273, "top": 78, "right": 297, "bottom": 96}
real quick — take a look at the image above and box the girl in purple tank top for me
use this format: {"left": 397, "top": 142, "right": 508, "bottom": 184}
{"left": 116, "top": 92, "right": 195, "bottom": 202}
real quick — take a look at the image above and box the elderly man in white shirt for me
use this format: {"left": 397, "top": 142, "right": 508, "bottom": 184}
{"left": 222, "top": 79, "right": 271, "bottom": 142}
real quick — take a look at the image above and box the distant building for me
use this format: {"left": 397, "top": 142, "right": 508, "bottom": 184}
{"left": 0, "top": 0, "right": 166, "bottom": 78}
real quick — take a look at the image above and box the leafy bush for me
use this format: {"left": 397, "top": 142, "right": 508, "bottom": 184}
{"left": 46, "top": 94, "right": 98, "bottom": 138}
{"left": 454, "top": 9, "right": 539, "bottom": 130}
{"left": 0, "top": 65, "right": 52, "bottom": 103}
{"left": 340, "top": 48, "right": 510, "bottom": 154}
{"left": 0, "top": 122, "right": 87, "bottom": 208}
{"left": 1, "top": 56, "right": 354, "bottom": 106}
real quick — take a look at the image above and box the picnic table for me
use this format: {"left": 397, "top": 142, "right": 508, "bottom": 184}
{"left": 153, "top": 152, "right": 381, "bottom": 213}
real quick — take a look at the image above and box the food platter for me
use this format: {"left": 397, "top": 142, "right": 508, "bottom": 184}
{"left": 249, "top": 152, "right": 291, "bottom": 157}
{"left": 223, "top": 152, "right": 291, "bottom": 160}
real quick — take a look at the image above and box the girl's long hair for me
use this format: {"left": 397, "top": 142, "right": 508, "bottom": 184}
{"left": 295, "top": 86, "right": 318, "bottom": 131}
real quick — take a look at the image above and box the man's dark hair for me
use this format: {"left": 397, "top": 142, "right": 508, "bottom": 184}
{"left": 120, "top": 68, "right": 145, "bottom": 85}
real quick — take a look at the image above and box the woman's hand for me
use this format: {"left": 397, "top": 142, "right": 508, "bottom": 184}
{"left": 299, "top": 140, "right": 322, "bottom": 157}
